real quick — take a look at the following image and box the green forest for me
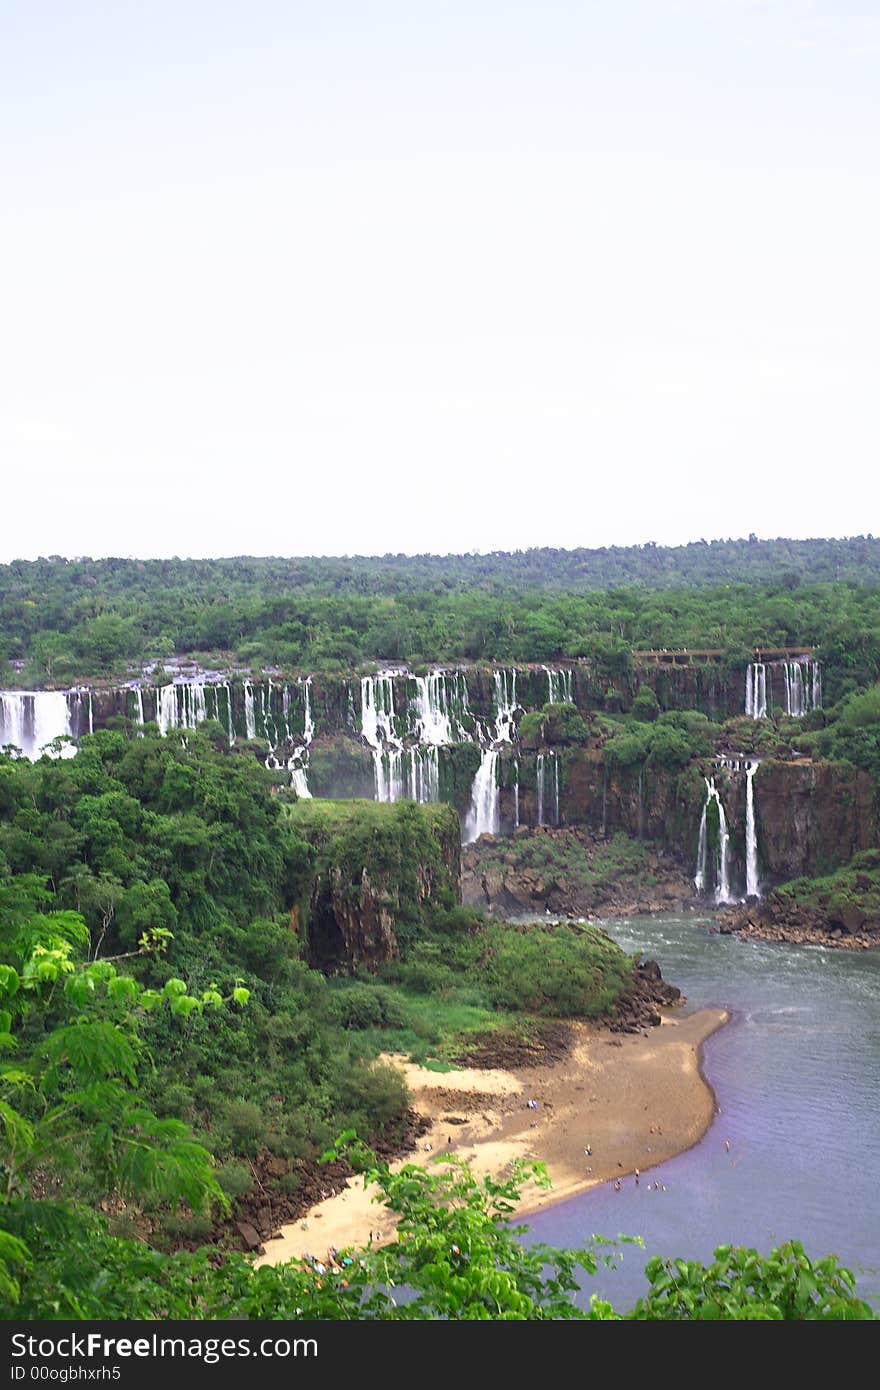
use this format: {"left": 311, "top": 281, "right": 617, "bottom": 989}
{"left": 3, "top": 539, "right": 880, "bottom": 687}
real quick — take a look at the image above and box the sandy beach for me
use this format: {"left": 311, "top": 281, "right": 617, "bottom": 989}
{"left": 256, "top": 1006, "right": 729, "bottom": 1267}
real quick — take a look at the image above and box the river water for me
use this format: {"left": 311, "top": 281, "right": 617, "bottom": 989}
{"left": 524, "top": 911, "right": 880, "bottom": 1312}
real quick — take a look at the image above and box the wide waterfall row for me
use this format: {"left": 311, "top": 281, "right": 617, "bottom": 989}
{"left": 0, "top": 690, "right": 92, "bottom": 760}
{"left": 745, "top": 659, "right": 822, "bottom": 718}
{"left": 150, "top": 678, "right": 314, "bottom": 793}
{"left": 360, "top": 669, "right": 517, "bottom": 806}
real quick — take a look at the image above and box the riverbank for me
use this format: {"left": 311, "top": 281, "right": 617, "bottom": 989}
{"left": 255, "top": 1005, "right": 728, "bottom": 1267}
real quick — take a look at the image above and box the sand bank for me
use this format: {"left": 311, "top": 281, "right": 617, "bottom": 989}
{"left": 256, "top": 1006, "right": 728, "bottom": 1267}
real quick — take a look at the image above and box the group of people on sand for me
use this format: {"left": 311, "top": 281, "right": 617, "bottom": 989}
{"left": 301, "top": 1246, "right": 357, "bottom": 1287}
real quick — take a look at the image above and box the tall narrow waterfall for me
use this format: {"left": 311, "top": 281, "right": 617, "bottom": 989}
{"left": 745, "top": 761, "right": 760, "bottom": 898}
{"left": 0, "top": 692, "right": 76, "bottom": 760}
{"left": 464, "top": 750, "right": 499, "bottom": 842}
{"left": 553, "top": 752, "right": 560, "bottom": 826}
{"left": 492, "top": 669, "right": 518, "bottom": 742}
{"left": 513, "top": 758, "right": 520, "bottom": 828}
{"left": 745, "top": 663, "right": 767, "bottom": 718}
{"left": 545, "top": 667, "right": 573, "bottom": 705}
{"left": 536, "top": 753, "right": 545, "bottom": 825}
{"left": 243, "top": 682, "right": 256, "bottom": 740}
{"left": 694, "top": 777, "right": 733, "bottom": 904}
{"left": 301, "top": 678, "right": 315, "bottom": 743}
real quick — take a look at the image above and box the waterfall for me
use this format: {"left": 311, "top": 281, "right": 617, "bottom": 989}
{"left": 744, "top": 663, "right": 767, "bottom": 718}
{"left": 784, "top": 659, "right": 822, "bottom": 716}
{"left": 694, "top": 777, "right": 733, "bottom": 904}
{"left": 492, "top": 669, "right": 518, "bottom": 742}
{"left": 281, "top": 677, "right": 316, "bottom": 797}
{"left": 156, "top": 683, "right": 211, "bottom": 736}
{"left": 513, "top": 758, "right": 520, "bottom": 828}
{"left": 361, "top": 675, "right": 403, "bottom": 801}
{"left": 224, "top": 683, "right": 235, "bottom": 743}
{"left": 243, "top": 682, "right": 256, "bottom": 740}
{"left": 784, "top": 661, "right": 805, "bottom": 717}
{"left": 545, "top": 666, "right": 573, "bottom": 705}
{"left": 745, "top": 761, "right": 760, "bottom": 898}
{"left": 360, "top": 676, "right": 398, "bottom": 750}
{"left": 0, "top": 691, "right": 75, "bottom": 760}
{"left": 464, "top": 750, "right": 499, "bottom": 842}
{"left": 290, "top": 767, "right": 311, "bottom": 798}
{"left": 301, "top": 677, "right": 315, "bottom": 743}
{"left": 811, "top": 661, "right": 822, "bottom": 710}
{"left": 412, "top": 672, "right": 453, "bottom": 744}
{"left": 533, "top": 750, "right": 560, "bottom": 826}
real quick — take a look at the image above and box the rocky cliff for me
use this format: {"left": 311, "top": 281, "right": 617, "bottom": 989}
{"left": 284, "top": 800, "right": 461, "bottom": 973}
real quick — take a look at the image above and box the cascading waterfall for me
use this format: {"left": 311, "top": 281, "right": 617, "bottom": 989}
{"left": 361, "top": 675, "right": 404, "bottom": 801}
{"left": 536, "top": 753, "right": 545, "bottom": 826}
{"left": 411, "top": 671, "right": 471, "bottom": 745}
{"left": 545, "top": 666, "right": 573, "bottom": 705}
{"left": 513, "top": 758, "right": 519, "bottom": 828}
{"left": 0, "top": 691, "right": 75, "bottom": 760}
{"left": 155, "top": 683, "right": 212, "bottom": 736}
{"left": 745, "top": 760, "right": 760, "bottom": 898}
{"left": 553, "top": 752, "right": 560, "bottom": 826}
{"left": 281, "top": 677, "right": 316, "bottom": 797}
{"left": 694, "top": 776, "right": 733, "bottom": 904}
{"left": 464, "top": 750, "right": 499, "bottom": 842}
{"left": 744, "top": 663, "right": 767, "bottom": 718}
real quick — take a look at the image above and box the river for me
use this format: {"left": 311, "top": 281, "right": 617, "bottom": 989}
{"left": 524, "top": 911, "right": 880, "bottom": 1312}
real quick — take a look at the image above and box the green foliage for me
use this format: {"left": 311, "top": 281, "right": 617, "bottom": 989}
{"left": 382, "top": 916, "right": 635, "bottom": 1024}
{"left": 631, "top": 686, "right": 660, "bottom": 722}
{"left": 630, "top": 1241, "right": 874, "bottom": 1320}
{"left": 3, "top": 1135, "right": 872, "bottom": 1320}
{"left": 3, "top": 546, "right": 880, "bottom": 684}
{"left": 767, "top": 849, "right": 880, "bottom": 925}
{"left": 0, "top": 898, "right": 233, "bottom": 1306}
{"left": 603, "top": 718, "right": 708, "bottom": 770}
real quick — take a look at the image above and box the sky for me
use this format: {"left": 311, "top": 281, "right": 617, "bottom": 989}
{"left": 2, "top": 1, "right": 878, "bottom": 561}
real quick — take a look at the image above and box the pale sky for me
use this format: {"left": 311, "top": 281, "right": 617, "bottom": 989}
{"left": 2, "top": 1, "right": 878, "bottom": 561}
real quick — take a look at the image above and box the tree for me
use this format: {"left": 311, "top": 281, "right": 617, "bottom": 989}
{"left": 0, "top": 874, "right": 249, "bottom": 1307}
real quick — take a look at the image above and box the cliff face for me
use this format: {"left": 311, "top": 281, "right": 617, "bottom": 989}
{"left": 753, "top": 759, "right": 877, "bottom": 879}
